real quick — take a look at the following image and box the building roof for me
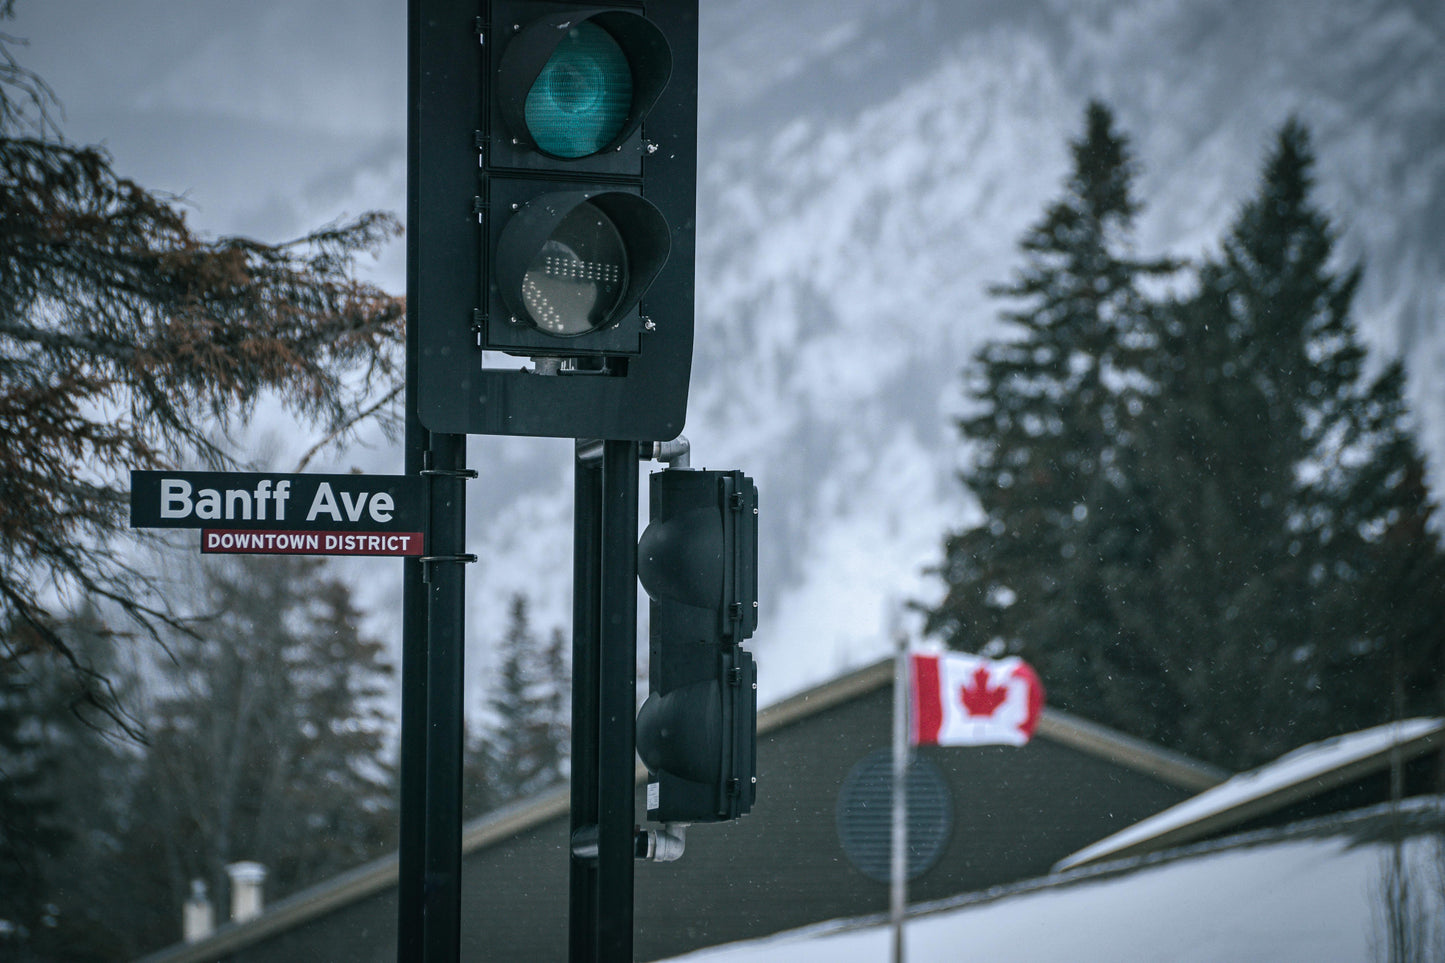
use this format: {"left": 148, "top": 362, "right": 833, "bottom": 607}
{"left": 136, "top": 657, "right": 1225, "bottom": 963}
{"left": 659, "top": 796, "right": 1445, "bottom": 963}
{"left": 767, "top": 659, "right": 1225, "bottom": 793}
{"left": 1054, "top": 717, "right": 1445, "bottom": 872}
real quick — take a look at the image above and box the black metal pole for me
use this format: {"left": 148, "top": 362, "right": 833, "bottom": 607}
{"left": 570, "top": 442, "right": 604, "bottom": 962}
{"left": 422, "top": 433, "right": 469, "bottom": 960}
{"left": 597, "top": 441, "right": 639, "bottom": 961}
{"left": 396, "top": 424, "right": 429, "bottom": 959}
{"left": 396, "top": 392, "right": 428, "bottom": 954}
{"left": 397, "top": 0, "right": 427, "bottom": 951}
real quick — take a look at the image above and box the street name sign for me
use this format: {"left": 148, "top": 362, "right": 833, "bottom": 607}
{"left": 129, "top": 470, "right": 426, "bottom": 557}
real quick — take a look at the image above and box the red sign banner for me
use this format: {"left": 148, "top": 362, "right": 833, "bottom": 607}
{"left": 201, "top": 529, "right": 425, "bottom": 557}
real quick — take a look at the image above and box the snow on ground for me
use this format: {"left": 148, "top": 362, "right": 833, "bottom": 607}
{"left": 664, "top": 802, "right": 1445, "bottom": 963}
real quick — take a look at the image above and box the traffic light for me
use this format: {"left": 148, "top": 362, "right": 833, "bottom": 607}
{"left": 635, "top": 468, "right": 759, "bottom": 823}
{"left": 412, "top": 0, "right": 698, "bottom": 440}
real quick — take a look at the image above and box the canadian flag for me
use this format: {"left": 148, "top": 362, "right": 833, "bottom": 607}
{"left": 909, "top": 652, "right": 1045, "bottom": 747}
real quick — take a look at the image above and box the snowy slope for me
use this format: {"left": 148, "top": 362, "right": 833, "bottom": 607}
{"left": 666, "top": 0, "right": 1445, "bottom": 702}
{"left": 334, "top": 0, "right": 1445, "bottom": 710}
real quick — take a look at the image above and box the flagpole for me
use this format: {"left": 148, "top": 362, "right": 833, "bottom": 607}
{"left": 890, "top": 614, "right": 909, "bottom": 963}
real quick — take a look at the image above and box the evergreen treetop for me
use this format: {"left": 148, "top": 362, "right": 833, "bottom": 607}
{"left": 464, "top": 595, "right": 570, "bottom": 819}
{"left": 926, "top": 101, "right": 1179, "bottom": 718}
{"left": 927, "top": 106, "right": 1445, "bottom": 770}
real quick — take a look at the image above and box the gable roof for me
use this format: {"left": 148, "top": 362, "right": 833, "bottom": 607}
{"left": 137, "top": 657, "right": 1224, "bottom": 963}
{"left": 748, "top": 658, "right": 1225, "bottom": 792}
{"left": 1054, "top": 717, "right": 1445, "bottom": 872}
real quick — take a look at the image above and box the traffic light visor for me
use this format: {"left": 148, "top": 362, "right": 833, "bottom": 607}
{"left": 635, "top": 681, "right": 722, "bottom": 784}
{"left": 637, "top": 506, "right": 723, "bottom": 607}
{"left": 638, "top": 470, "right": 759, "bottom": 642}
{"left": 635, "top": 647, "right": 757, "bottom": 822}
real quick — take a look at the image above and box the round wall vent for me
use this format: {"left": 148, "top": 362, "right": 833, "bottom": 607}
{"left": 835, "top": 748, "right": 953, "bottom": 883}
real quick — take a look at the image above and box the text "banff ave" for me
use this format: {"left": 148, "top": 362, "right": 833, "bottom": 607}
{"left": 160, "top": 479, "right": 398, "bottom": 524}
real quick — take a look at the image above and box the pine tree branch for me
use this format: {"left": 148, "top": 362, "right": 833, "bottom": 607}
{"left": 292, "top": 383, "right": 403, "bottom": 473}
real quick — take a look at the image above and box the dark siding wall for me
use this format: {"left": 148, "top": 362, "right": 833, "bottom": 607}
{"left": 229, "top": 823, "right": 576, "bottom": 962}
{"left": 223, "top": 685, "right": 1197, "bottom": 962}
{"left": 636, "top": 691, "right": 891, "bottom": 958}
{"left": 459, "top": 823, "right": 571, "bottom": 958}
{"left": 231, "top": 890, "right": 397, "bottom": 963}
{"left": 635, "top": 685, "right": 1194, "bottom": 960}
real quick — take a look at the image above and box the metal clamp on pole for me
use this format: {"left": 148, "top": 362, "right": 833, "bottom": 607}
{"left": 579, "top": 436, "right": 691, "bottom": 468}
{"left": 576, "top": 438, "right": 606, "bottom": 466}
{"left": 572, "top": 824, "right": 687, "bottom": 864}
{"left": 636, "top": 824, "right": 687, "bottom": 863}
{"left": 418, "top": 466, "right": 478, "bottom": 582}
{"left": 644, "top": 436, "right": 690, "bottom": 468}
{"left": 419, "top": 468, "right": 480, "bottom": 480}
{"left": 418, "top": 553, "right": 478, "bottom": 584}
{"left": 570, "top": 825, "right": 599, "bottom": 864}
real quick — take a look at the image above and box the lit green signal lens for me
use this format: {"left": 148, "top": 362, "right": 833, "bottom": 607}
{"left": 525, "top": 23, "right": 634, "bottom": 159}
{"left": 520, "top": 202, "right": 628, "bottom": 335}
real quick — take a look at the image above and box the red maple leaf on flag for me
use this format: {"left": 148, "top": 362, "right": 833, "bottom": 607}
{"left": 960, "top": 666, "right": 1008, "bottom": 717}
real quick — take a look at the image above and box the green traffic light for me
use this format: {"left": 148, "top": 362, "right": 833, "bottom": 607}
{"left": 525, "top": 23, "right": 633, "bottom": 159}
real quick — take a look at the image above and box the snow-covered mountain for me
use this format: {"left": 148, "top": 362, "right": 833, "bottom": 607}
{"left": 456, "top": 0, "right": 1445, "bottom": 706}
{"left": 39, "top": 0, "right": 1434, "bottom": 710}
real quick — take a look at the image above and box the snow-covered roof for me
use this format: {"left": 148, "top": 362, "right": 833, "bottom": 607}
{"left": 1054, "top": 717, "right": 1445, "bottom": 872}
{"left": 664, "top": 798, "right": 1445, "bottom": 963}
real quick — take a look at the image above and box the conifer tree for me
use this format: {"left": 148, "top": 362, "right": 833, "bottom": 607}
{"left": 0, "top": 606, "right": 143, "bottom": 963}
{"left": 924, "top": 102, "right": 1178, "bottom": 731}
{"left": 464, "top": 595, "right": 569, "bottom": 819}
{"left": 111, "top": 555, "right": 396, "bottom": 955}
{"left": 0, "top": 646, "right": 68, "bottom": 958}
{"left": 1127, "top": 121, "right": 1444, "bottom": 767}
{"left": 928, "top": 110, "right": 1444, "bottom": 771}
{"left": 0, "top": 7, "right": 404, "bottom": 718}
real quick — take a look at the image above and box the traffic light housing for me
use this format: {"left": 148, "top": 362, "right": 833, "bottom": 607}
{"left": 412, "top": 0, "right": 698, "bottom": 440}
{"left": 635, "top": 469, "right": 759, "bottom": 823}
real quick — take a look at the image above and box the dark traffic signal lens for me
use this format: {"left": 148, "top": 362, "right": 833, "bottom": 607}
{"left": 495, "top": 191, "right": 670, "bottom": 342}
{"left": 525, "top": 23, "right": 634, "bottom": 159}
{"left": 521, "top": 202, "right": 628, "bottom": 335}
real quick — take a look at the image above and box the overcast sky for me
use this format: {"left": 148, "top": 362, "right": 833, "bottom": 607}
{"left": 10, "top": 0, "right": 410, "bottom": 288}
